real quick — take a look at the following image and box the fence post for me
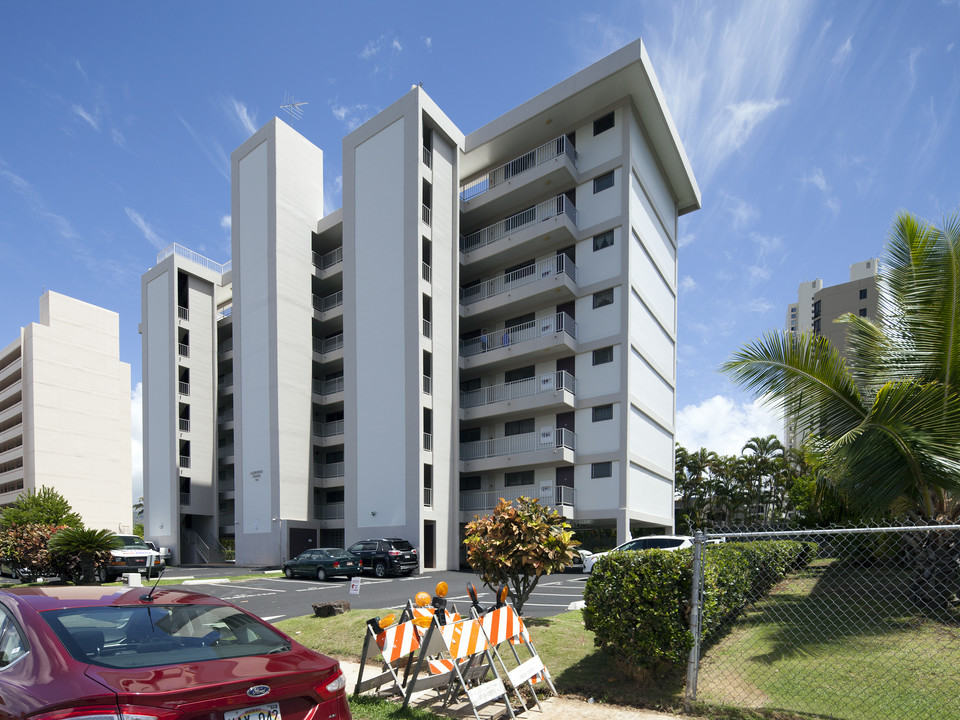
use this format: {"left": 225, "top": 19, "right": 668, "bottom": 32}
{"left": 685, "top": 530, "right": 705, "bottom": 713}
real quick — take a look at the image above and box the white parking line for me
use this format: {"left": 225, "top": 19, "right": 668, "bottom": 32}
{"left": 220, "top": 584, "right": 288, "bottom": 593}
{"left": 182, "top": 579, "right": 230, "bottom": 585}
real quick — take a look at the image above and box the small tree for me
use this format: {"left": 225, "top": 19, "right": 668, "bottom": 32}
{"left": 0, "top": 523, "right": 68, "bottom": 581}
{"left": 0, "top": 486, "right": 83, "bottom": 531}
{"left": 48, "top": 528, "right": 122, "bottom": 585}
{"left": 464, "top": 496, "right": 580, "bottom": 613}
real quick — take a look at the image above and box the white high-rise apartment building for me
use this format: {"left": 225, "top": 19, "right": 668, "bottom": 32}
{"left": 0, "top": 291, "right": 132, "bottom": 530}
{"left": 142, "top": 40, "right": 701, "bottom": 568}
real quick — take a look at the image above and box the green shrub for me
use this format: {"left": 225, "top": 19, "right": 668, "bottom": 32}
{"left": 583, "top": 539, "right": 818, "bottom": 677}
{"left": 0, "top": 523, "right": 68, "bottom": 580}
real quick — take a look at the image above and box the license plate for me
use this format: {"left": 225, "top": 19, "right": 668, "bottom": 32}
{"left": 224, "top": 702, "right": 281, "bottom": 720}
{"left": 345, "top": 562, "right": 354, "bottom": 566}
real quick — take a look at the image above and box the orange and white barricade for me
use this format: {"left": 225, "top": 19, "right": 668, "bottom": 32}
{"left": 354, "top": 613, "right": 422, "bottom": 696}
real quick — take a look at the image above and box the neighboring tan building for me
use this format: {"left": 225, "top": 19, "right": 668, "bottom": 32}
{"left": 142, "top": 38, "right": 701, "bottom": 567}
{"left": 0, "top": 291, "right": 132, "bottom": 530}
{"left": 785, "top": 258, "right": 879, "bottom": 447}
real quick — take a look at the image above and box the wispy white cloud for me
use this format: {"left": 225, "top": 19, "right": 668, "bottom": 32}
{"left": 803, "top": 167, "right": 830, "bottom": 192}
{"left": 324, "top": 175, "right": 343, "bottom": 214}
{"left": 0, "top": 160, "right": 78, "bottom": 241}
{"left": 724, "top": 194, "right": 759, "bottom": 231}
{"left": 72, "top": 103, "right": 100, "bottom": 131}
{"left": 125, "top": 207, "right": 166, "bottom": 250}
{"left": 177, "top": 113, "right": 230, "bottom": 181}
{"left": 679, "top": 275, "right": 697, "bottom": 292}
{"left": 111, "top": 128, "right": 126, "bottom": 149}
{"left": 906, "top": 46, "right": 923, "bottom": 93}
{"left": 832, "top": 36, "right": 853, "bottom": 65}
{"left": 330, "top": 102, "right": 373, "bottom": 131}
{"left": 228, "top": 97, "right": 258, "bottom": 136}
{"left": 677, "top": 395, "right": 782, "bottom": 456}
{"left": 73, "top": 58, "right": 88, "bottom": 80}
{"left": 678, "top": 230, "right": 696, "bottom": 248}
{"left": 392, "top": 38, "right": 403, "bottom": 52}
{"left": 360, "top": 34, "right": 404, "bottom": 59}
{"left": 423, "top": 36, "right": 432, "bottom": 50}
{"left": 220, "top": 214, "right": 231, "bottom": 230}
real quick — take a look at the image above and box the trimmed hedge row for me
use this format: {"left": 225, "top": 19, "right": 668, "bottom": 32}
{"left": 582, "top": 540, "right": 817, "bottom": 675}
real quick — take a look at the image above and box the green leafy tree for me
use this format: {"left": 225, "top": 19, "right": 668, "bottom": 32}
{"left": 722, "top": 212, "right": 960, "bottom": 521}
{"left": 464, "top": 496, "right": 580, "bottom": 613}
{"left": 48, "top": 528, "right": 123, "bottom": 585}
{"left": 0, "top": 486, "right": 83, "bottom": 531}
{"left": 0, "top": 524, "right": 68, "bottom": 580}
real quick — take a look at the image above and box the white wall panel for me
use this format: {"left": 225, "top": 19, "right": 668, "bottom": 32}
{"left": 575, "top": 345, "right": 620, "bottom": 399}
{"left": 628, "top": 403, "right": 672, "bottom": 473}
{"left": 575, "top": 287, "right": 620, "bottom": 343}
{"left": 630, "top": 116, "right": 675, "bottom": 237}
{"left": 575, "top": 227, "right": 621, "bottom": 287}
{"left": 628, "top": 346, "right": 674, "bottom": 427}
{"left": 577, "top": 168, "right": 621, "bottom": 231}
{"left": 145, "top": 276, "right": 172, "bottom": 539}
{"left": 627, "top": 461, "right": 673, "bottom": 519}
{"left": 573, "top": 464, "right": 619, "bottom": 512}
{"left": 574, "top": 404, "right": 620, "bottom": 454}
{"left": 575, "top": 109, "right": 622, "bottom": 173}
{"left": 628, "top": 291, "right": 674, "bottom": 381}
{"left": 629, "top": 230, "right": 675, "bottom": 333}
{"left": 630, "top": 176, "right": 676, "bottom": 285}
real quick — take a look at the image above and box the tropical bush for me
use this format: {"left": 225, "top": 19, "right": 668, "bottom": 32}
{"left": 0, "top": 523, "right": 68, "bottom": 580}
{"left": 48, "top": 528, "right": 122, "bottom": 584}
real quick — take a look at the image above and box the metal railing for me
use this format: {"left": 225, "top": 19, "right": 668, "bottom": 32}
{"left": 460, "top": 255, "right": 578, "bottom": 305}
{"left": 178, "top": 418, "right": 190, "bottom": 432}
{"left": 423, "top": 432, "right": 432, "bottom": 451}
{"left": 315, "top": 376, "right": 344, "bottom": 396}
{"left": 460, "top": 195, "right": 578, "bottom": 254}
{"left": 460, "top": 483, "right": 576, "bottom": 512}
{"left": 422, "top": 319, "right": 431, "bottom": 338}
{"left": 423, "top": 375, "right": 432, "bottom": 395}
{"left": 217, "top": 306, "right": 233, "bottom": 321}
{"left": 459, "top": 312, "right": 577, "bottom": 357}
{"left": 313, "top": 334, "right": 344, "bottom": 355}
{"left": 179, "top": 455, "right": 191, "bottom": 468}
{"left": 422, "top": 204, "right": 432, "bottom": 227}
{"left": 315, "top": 420, "right": 344, "bottom": 438}
{"left": 460, "top": 135, "right": 578, "bottom": 201}
{"left": 459, "top": 427, "right": 576, "bottom": 461}
{"left": 219, "top": 374, "right": 233, "bottom": 387}
{"left": 422, "top": 146, "right": 432, "bottom": 168}
{"left": 219, "top": 338, "right": 233, "bottom": 353}
{"left": 318, "top": 462, "right": 345, "bottom": 479}
{"left": 178, "top": 382, "right": 190, "bottom": 396}
{"left": 316, "top": 502, "right": 345, "bottom": 520}
{"left": 178, "top": 306, "right": 189, "bottom": 321}
{"left": 218, "top": 410, "right": 234, "bottom": 423}
{"left": 313, "top": 290, "right": 343, "bottom": 313}
{"left": 422, "top": 262, "right": 431, "bottom": 283}
{"left": 180, "top": 493, "right": 190, "bottom": 506}
{"left": 460, "top": 370, "right": 576, "bottom": 409}
{"left": 157, "top": 243, "right": 231, "bottom": 275}
{"left": 423, "top": 486, "right": 433, "bottom": 507}
{"left": 313, "top": 246, "right": 343, "bottom": 270}
{"left": 178, "top": 343, "right": 190, "bottom": 358}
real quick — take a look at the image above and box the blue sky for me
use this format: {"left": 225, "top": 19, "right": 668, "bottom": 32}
{"left": 2, "top": 1, "right": 959, "bottom": 495}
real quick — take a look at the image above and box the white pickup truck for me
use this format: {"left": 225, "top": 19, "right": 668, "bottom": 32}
{"left": 98, "top": 535, "right": 165, "bottom": 582}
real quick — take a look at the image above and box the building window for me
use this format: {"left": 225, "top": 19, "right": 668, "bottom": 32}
{"left": 591, "top": 462, "right": 612, "bottom": 479}
{"left": 460, "top": 476, "right": 482, "bottom": 492}
{"left": 593, "top": 171, "right": 615, "bottom": 194}
{"left": 505, "top": 418, "right": 535, "bottom": 436}
{"left": 593, "top": 346, "right": 614, "bottom": 365}
{"left": 592, "top": 404, "right": 613, "bottom": 422}
{"left": 859, "top": 288, "right": 867, "bottom": 299}
{"left": 593, "top": 230, "right": 614, "bottom": 251}
{"left": 593, "top": 289, "right": 614, "bottom": 309}
{"left": 593, "top": 112, "right": 615, "bottom": 136}
{"left": 859, "top": 308, "right": 868, "bottom": 317}
{"left": 504, "top": 365, "right": 535, "bottom": 383}
{"left": 813, "top": 300, "right": 821, "bottom": 318}
{"left": 505, "top": 470, "right": 535, "bottom": 487}
{"left": 813, "top": 318, "right": 821, "bottom": 334}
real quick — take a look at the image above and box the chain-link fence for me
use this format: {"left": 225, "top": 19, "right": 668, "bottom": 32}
{"left": 685, "top": 525, "right": 960, "bottom": 720}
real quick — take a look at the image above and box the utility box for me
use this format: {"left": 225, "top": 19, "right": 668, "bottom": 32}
{"left": 123, "top": 573, "right": 142, "bottom": 587}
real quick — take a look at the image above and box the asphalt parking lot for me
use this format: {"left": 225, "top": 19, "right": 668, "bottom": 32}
{"left": 160, "top": 566, "right": 588, "bottom": 622}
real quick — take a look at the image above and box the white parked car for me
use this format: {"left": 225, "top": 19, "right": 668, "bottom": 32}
{"left": 584, "top": 534, "right": 694, "bottom": 573}
{"left": 98, "top": 534, "right": 164, "bottom": 582}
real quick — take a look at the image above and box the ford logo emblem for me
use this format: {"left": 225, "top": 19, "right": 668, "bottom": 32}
{"left": 247, "top": 685, "right": 271, "bottom": 698}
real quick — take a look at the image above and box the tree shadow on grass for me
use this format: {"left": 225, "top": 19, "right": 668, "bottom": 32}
{"left": 553, "top": 646, "right": 685, "bottom": 710}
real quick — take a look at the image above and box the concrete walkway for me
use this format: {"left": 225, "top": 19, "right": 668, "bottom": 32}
{"left": 339, "top": 660, "right": 693, "bottom": 720}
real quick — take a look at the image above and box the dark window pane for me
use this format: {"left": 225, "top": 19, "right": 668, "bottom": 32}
{"left": 593, "top": 112, "right": 615, "bottom": 136}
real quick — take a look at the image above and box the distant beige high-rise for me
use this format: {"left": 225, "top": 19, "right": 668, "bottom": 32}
{"left": 0, "top": 292, "right": 132, "bottom": 530}
{"left": 142, "top": 39, "right": 702, "bottom": 568}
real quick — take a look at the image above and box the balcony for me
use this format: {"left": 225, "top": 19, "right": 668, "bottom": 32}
{"left": 178, "top": 306, "right": 189, "bottom": 322}
{"left": 423, "top": 486, "right": 433, "bottom": 507}
{"left": 315, "top": 502, "right": 345, "bottom": 521}
{"left": 219, "top": 338, "right": 233, "bottom": 354}
{"left": 422, "top": 204, "right": 432, "bottom": 227}
{"left": 423, "top": 375, "right": 432, "bottom": 395}
{"left": 313, "top": 333, "right": 344, "bottom": 361}
{"left": 315, "top": 462, "right": 345, "bottom": 479}
{"left": 180, "top": 493, "right": 190, "bottom": 506}
{"left": 179, "top": 455, "right": 191, "bottom": 469}
{"left": 460, "top": 370, "right": 576, "bottom": 421}
{"left": 460, "top": 312, "right": 577, "bottom": 369}
{"left": 422, "top": 146, "right": 432, "bottom": 169}
{"left": 423, "top": 432, "right": 432, "bottom": 452}
{"left": 460, "top": 195, "right": 578, "bottom": 272}
{"left": 178, "top": 382, "right": 190, "bottom": 396}
{"left": 313, "top": 290, "right": 343, "bottom": 320}
{"left": 460, "top": 136, "right": 578, "bottom": 224}
{"left": 460, "top": 255, "right": 578, "bottom": 319}
{"left": 179, "top": 418, "right": 190, "bottom": 432}
{"left": 422, "top": 319, "right": 431, "bottom": 339}
{"left": 313, "top": 246, "right": 343, "bottom": 276}
{"left": 314, "top": 419, "right": 345, "bottom": 443}
{"left": 178, "top": 343, "right": 190, "bottom": 358}
{"left": 314, "top": 376, "right": 344, "bottom": 398}
{"left": 459, "top": 428, "right": 576, "bottom": 473}
{"left": 460, "top": 483, "right": 576, "bottom": 517}
{"left": 422, "top": 262, "right": 431, "bottom": 283}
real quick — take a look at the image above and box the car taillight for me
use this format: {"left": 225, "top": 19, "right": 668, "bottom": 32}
{"left": 315, "top": 666, "right": 346, "bottom": 700}
{"left": 30, "top": 706, "right": 181, "bottom": 720}
{"left": 388, "top": 550, "right": 400, "bottom": 556}
{"left": 332, "top": 561, "right": 340, "bottom": 568}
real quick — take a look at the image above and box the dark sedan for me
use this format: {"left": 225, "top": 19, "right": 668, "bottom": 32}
{"left": 282, "top": 547, "right": 362, "bottom": 581}
{"left": 0, "top": 585, "right": 351, "bottom": 720}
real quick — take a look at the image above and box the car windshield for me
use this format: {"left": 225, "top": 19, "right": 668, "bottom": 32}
{"left": 118, "top": 536, "right": 149, "bottom": 549}
{"left": 42, "top": 604, "right": 290, "bottom": 668}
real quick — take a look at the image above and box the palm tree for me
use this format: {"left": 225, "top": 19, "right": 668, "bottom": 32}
{"left": 741, "top": 435, "right": 785, "bottom": 522}
{"left": 48, "top": 528, "right": 122, "bottom": 584}
{"left": 722, "top": 212, "right": 960, "bottom": 522}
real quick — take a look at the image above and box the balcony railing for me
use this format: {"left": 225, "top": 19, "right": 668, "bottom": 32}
{"left": 178, "top": 343, "right": 190, "bottom": 358}
{"left": 318, "top": 462, "right": 345, "bottom": 479}
{"left": 421, "top": 204, "right": 432, "bottom": 227}
{"left": 423, "top": 375, "right": 432, "bottom": 395}
{"left": 422, "top": 146, "right": 432, "bottom": 168}
{"left": 460, "top": 255, "right": 578, "bottom": 305}
{"left": 219, "top": 374, "right": 233, "bottom": 388}
{"left": 180, "top": 493, "right": 191, "bottom": 506}
{"left": 460, "top": 195, "right": 578, "bottom": 254}
{"left": 423, "top": 486, "right": 433, "bottom": 507}
{"left": 178, "top": 306, "right": 189, "bottom": 321}
{"left": 460, "top": 370, "right": 576, "bottom": 409}
{"left": 217, "top": 306, "right": 233, "bottom": 321}
{"left": 178, "top": 382, "right": 190, "bottom": 396}
{"left": 218, "top": 410, "right": 234, "bottom": 423}
{"left": 313, "top": 246, "right": 343, "bottom": 270}
{"left": 313, "top": 334, "right": 344, "bottom": 355}
{"left": 315, "top": 420, "right": 344, "bottom": 438}
{"left": 179, "top": 455, "right": 191, "bottom": 469}
{"left": 459, "top": 427, "right": 576, "bottom": 461}
{"left": 157, "top": 243, "right": 231, "bottom": 275}
{"left": 423, "top": 319, "right": 431, "bottom": 338}
{"left": 459, "top": 312, "right": 577, "bottom": 357}
{"left": 315, "top": 502, "right": 345, "bottom": 520}
{"left": 422, "top": 262, "right": 431, "bottom": 283}
{"left": 315, "top": 376, "right": 344, "bottom": 396}
{"left": 179, "top": 418, "right": 190, "bottom": 432}
{"left": 219, "top": 338, "right": 233, "bottom": 353}
{"left": 460, "top": 135, "right": 578, "bottom": 202}
{"left": 460, "top": 483, "right": 575, "bottom": 513}
{"left": 423, "top": 432, "right": 432, "bottom": 451}
{"left": 313, "top": 290, "right": 343, "bottom": 313}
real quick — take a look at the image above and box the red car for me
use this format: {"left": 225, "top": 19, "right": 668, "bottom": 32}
{"left": 0, "top": 585, "right": 351, "bottom": 720}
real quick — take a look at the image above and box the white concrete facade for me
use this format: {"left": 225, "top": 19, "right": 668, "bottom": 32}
{"left": 142, "top": 38, "right": 701, "bottom": 566}
{"left": 0, "top": 292, "right": 131, "bottom": 530}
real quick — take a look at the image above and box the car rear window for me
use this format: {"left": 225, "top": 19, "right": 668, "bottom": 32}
{"left": 42, "top": 604, "right": 290, "bottom": 668}
{"left": 389, "top": 540, "right": 414, "bottom": 551}
{"left": 326, "top": 549, "right": 354, "bottom": 558}
{"left": 645, "top": 538, "right": 685, "bottom": 549}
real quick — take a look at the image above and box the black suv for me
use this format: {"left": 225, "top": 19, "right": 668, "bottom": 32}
{"left": 346, "top": 538, "right": 419, "bottom": 577}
